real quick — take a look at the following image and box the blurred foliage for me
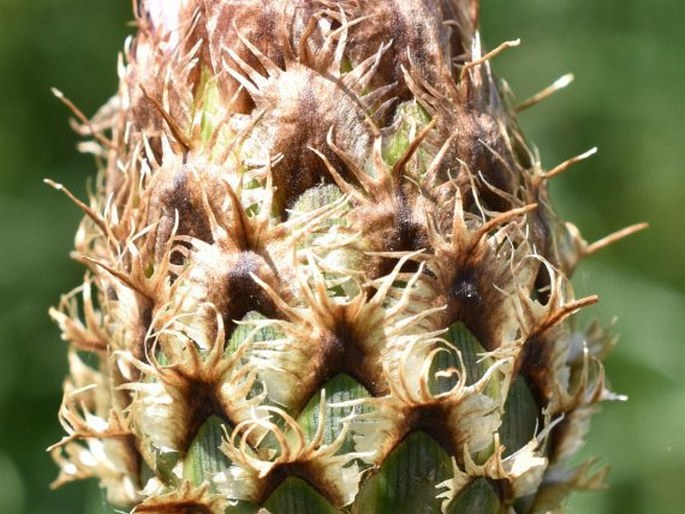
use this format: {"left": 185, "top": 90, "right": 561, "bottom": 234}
{"left": 0, "top": 1, "right": 682, "bottom": 513}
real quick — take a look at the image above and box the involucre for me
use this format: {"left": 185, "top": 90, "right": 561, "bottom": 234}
{"left": 48, "top": 1, "right": 646, "bottom": 512}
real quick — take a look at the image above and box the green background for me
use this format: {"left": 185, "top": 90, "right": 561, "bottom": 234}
{"left": 0, "top": 1, "right": 682, "bottom": 512}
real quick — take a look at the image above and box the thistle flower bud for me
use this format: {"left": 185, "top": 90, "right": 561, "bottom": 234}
{"left": 49, "top": 1, "right": 644, "bottom": 512}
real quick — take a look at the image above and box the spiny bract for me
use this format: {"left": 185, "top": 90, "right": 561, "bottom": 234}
{"left": 49, "top": 1, "right": 641, "bottom": 513}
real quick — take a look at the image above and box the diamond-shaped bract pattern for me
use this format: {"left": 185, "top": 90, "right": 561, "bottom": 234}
{"left": 49, "top": 1, "right": 618, "bottom": 512}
